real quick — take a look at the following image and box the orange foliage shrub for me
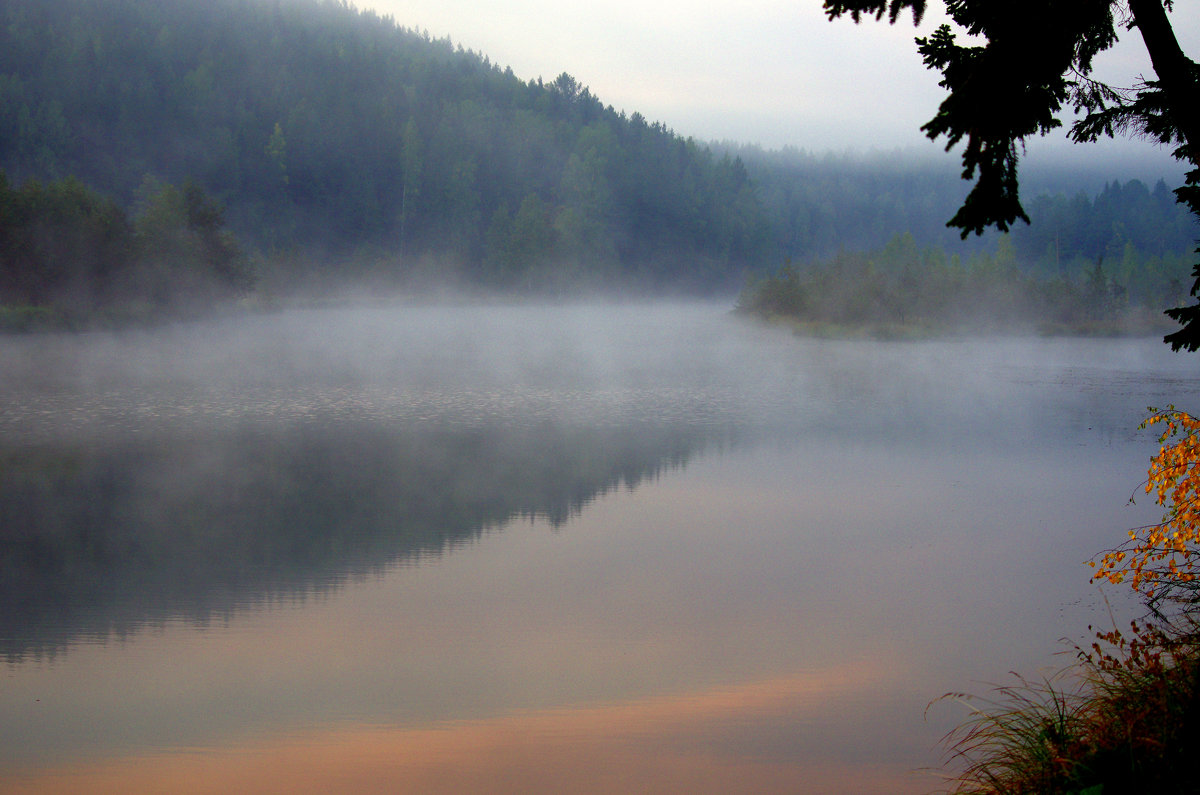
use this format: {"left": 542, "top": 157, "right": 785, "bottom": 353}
{"left": 1091, "top": 408, "right": 1200, "bottom": 597}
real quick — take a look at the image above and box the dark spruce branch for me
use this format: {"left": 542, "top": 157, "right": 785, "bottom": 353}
{"left": 823, "top": 0, "right": 1200, "bottom": 350}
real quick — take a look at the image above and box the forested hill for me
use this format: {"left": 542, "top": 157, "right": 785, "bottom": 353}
{"left": 1, "top": 0, "right": 1196, "bottom": 298}
{"left": 0, "top": 0, "right": 767, "bottom": 290}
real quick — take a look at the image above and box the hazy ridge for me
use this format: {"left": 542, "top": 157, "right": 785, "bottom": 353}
{"left": 0, "top": 0, "right": 1195, "bottom": 310}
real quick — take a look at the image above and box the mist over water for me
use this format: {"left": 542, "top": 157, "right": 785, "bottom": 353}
{"left": 2, "top": 301, "right": 1182, "bottom": 443}
{"left": 1, "top": 303, "right": 758, "bottom": 436}
{"left": 3, "top": 301, "right": 1199, "bottom": 793}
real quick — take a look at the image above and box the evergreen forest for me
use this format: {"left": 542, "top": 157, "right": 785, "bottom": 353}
{"left": 1, "top": 0, "right": 1197, "bottom": 327}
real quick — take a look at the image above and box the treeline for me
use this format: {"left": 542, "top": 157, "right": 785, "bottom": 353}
{"left": 2, "top": 0, "right": 1196, "bottom": 298}
{"left": 1, "top": 0, "right": 1197, "bottom": 320}
{"left": 736, "top": 233, "right": 1190, "bottom": 336}
{"left": 1012, "top": 178, "right": 1199, "bottom": 274}
{"left": 727, "top": 144, "right": 1198, "bottom": 268}
{"left": 0, "top": 0, "right": 767, "bottom": 291}
{"left": 0, "top": 172, "right": 251, "bottom": 329}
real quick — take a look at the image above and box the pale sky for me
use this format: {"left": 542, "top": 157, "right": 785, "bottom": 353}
{"left": 362, "top": 0, "right": 1198, "bottom": 172}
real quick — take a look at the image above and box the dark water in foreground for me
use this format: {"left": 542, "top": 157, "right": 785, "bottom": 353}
{"left": 2, "top": 303, "right": 1198, "bottom": 794}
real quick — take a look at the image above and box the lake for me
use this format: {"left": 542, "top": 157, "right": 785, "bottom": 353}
{"left": 2, "top": 302, "right": 1198, "bottom": 794}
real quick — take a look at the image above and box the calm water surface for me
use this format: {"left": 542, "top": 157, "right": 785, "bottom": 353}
{"left": 2, "top": 303, "right": 1198, "bottom": 794}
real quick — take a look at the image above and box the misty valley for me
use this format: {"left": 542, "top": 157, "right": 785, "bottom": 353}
{"left": 3, "top": 0, "right": 1199, "bottom": 337}
{"left": 3, "top": 303, "right": 1199, "bottom": 793}
{"left": 6, "top": 0, "right": 1200, "bottom": 790}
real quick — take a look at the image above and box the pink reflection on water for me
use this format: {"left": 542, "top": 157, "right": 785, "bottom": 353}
{"left": 5, "top": 664, "right": 937, "bottom": 795}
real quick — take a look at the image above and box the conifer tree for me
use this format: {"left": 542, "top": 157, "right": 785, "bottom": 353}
{"left": 823, "top": 0, "right": 1200, "bottom": 349}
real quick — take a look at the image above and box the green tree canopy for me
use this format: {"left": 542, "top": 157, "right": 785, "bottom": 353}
{"left": 822, "top": 0, "right": 1200, "bottom": 350}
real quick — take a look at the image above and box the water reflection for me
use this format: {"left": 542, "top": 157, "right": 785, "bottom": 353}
{"left": 1, "top": 669, "right": 915, "bottom": 795}
{"left": 4, "top": 304, "right": 1200, "bottom": 794}
{"left": 1, "top": 414, "right": 729, "bottom": 662}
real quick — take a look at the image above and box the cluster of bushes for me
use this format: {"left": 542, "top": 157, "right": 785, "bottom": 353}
{"left": 0, "top": 171, "right": 252, "bottom": 329}
{"left": 736, "top": 233, "right": 1188, "bottom": 337}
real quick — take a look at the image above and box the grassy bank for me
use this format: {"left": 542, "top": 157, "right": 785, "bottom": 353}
{"left": 936, "top": 617, "right": 1200, "bottom": 794}
{"left": 738, "top": 307, "right": 1174, "bottom": 343}
{"left": 937, "top": 409, "right": 1200, "bottom": 794}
